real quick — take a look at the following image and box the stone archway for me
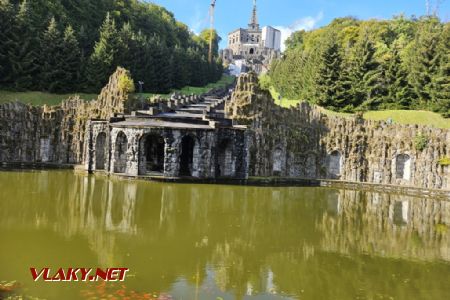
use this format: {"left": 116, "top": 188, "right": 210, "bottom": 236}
{"left": 396, "top": 154, "right": 411, "bottom": 181}
{"left": 114, "top": 131, "right": 128, "bottom": 173}
{"left": 180, "top": 135, "right": 195, "bottom": 176}
{"left": 139, "top": 134, "right": 165, "bottom": 174}
{"left": 328, "top": 150, "right": 342, "bottom": 178}
{"left": 95, "top": 132, "right": 107, "bottom": 170}
{"left": 273, "top": 148, "right": 283, "bottom": 176}
{"left": 217, "top": 139, "right": 234, "bottom": 177}
{"left": 249, "top": 48, "right": 255, "bottom": 55}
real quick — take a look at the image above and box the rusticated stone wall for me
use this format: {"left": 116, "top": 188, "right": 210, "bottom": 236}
{"left": 0, "top": 67, "right": 130, "bottom": 164}
{"left": 227, "top": 72, "right": 450, "bottom": 190}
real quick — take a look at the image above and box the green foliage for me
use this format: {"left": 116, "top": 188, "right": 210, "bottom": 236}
{"left": 258, "top": 74, "right": 272, "bottom": 90}
{"left": 118, "top": 73, "right": 135, "bottom": 94}
{"left": 438, "top": 157, "right": 450, "bottom": 166}
{"left": 39, "top": 17, "right": 66, "bottom": 92}
{"left": 0, "top": 0, "right": 223, "bottom": 95}
{"left": 86, "top": 12, "right": 121, "bottom": 92}
{"left": 7, "top": 0, "right": 40, "bottom": 90}
{"left": 431, "top": 23, "right": 450, "bottom": 116}
{"left": 61, "top": 25, "right": 82, "bottom": 91}
{"left": 314, "top": 33, "right": 348, "bottom": 109}
{"left": 269, "top": 16, "right": 449, "bottom": 117}
{"left": 0, "top": 0, "right": 15, "bottom": 84}
{"left": 414, "top": 134, "right": 429, "bottom": 151}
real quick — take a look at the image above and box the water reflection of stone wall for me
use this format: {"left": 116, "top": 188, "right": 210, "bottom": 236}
{"left": 318, "top": 190, "right": 450, "bottom": 262}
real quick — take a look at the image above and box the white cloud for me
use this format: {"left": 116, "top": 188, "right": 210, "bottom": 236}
{"left": 274, "top": 12, "right": 324, "bottom": 52}
{"left": 189, "top": 5, "right": 208, "bottom": 35}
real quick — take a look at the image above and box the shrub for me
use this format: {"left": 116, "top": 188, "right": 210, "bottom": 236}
{"left": 414, "top": 134, "right": 428, "bottom": 151}
{"left": 438, "top": 157, "right": 450, "bottom": 166}
{"left": 118, "top": 73, "right": 135, "bottom": 94}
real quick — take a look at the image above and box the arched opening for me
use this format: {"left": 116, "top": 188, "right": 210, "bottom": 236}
{"left": 40, "top": 137, "right": 51, "bottom": 162}
{"left": 140, "top": 134, "right": 165, "bottom": 174}
{"left": 249, "top": 48, "right": 255, "bottom": 55}
{"left": 217, "top": 139, "right": 234, "bottom": 177}
{"left": 396, "top": 154, "right": 411, "bottom": 180}
{"left": 305, "top": 154, "right": 316, "bottom": 178}
{"left": 114, "top": 131, "right": 128, "bottom": 173}
{"left": 273, "top": 148, "right": 283, "bottom": 176}
{"left": 180, "top": 135, "right": 195, "bottom": 176}
{"left": 95, "top": 132, "right": 107, "bottom": 170}
{"left": 328, "top": 150, "right": 342, "bottom": 178}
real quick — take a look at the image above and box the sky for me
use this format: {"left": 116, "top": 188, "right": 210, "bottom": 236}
{"left": 147, "top": 0, "right": 450, "bottom": 50}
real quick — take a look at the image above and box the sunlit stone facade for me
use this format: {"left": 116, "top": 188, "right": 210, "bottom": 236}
{"left": 221, "top": 0, "right": 281, "bottom": 74}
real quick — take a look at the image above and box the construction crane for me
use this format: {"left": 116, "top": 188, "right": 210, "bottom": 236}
{"left": 208, "top": 0, "right": 216, "bottom": 64}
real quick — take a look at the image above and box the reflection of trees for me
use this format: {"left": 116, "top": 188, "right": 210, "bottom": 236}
{"left": 1, "top": 171, "right": 449, "bottom": 299}
{"left": 318, "top": 190, "right": 450, "bottom": 262}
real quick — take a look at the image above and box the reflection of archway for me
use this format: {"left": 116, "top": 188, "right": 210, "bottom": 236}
{"left": 140, "top": 134, "right": 165, "bottom": 174}
{"left": 249, "top": 48, "right": 255, "bottom": 55}
{"left": 180, "top": 135, "right": 195, "bottom": 176}
{"left": 393, "top": 201, "right": 409, "bottom": 226}
{"left": 217, "top": 139, "right": 234, "bottom": 177}
{"left": 328, "top": 150, "right": 342, "bottom": 178}
{"left": 95, "top": 132, "right": 107, "bottom": 170}
{"left": 396, "top": 154, "right": 411, "bottom": 180}
{"left": 114, "top": 132, "right": 128, "bottom": 173}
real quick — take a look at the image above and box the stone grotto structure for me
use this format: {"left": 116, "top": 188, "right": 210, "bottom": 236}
{"left": 85, "top": 92, "right": 248, "bottom": 179}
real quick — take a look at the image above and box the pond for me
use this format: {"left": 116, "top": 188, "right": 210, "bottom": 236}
{"left": 0, "top": 170, "right": 449, "bottom": 300}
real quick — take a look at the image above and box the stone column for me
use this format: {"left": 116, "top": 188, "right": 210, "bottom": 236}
{"left": 126, "top": 130, "right": 140, "bottom": 176}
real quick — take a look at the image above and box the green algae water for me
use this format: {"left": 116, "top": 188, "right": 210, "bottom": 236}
{"left": 0, "top": 170, "right": 449, "bottom": 300}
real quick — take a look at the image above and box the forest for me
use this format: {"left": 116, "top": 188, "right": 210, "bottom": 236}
{"left": 269, "top": 16, "right": 450, "bottom": 117}
{"left": 0, "top": 0, "right": 223, "bottom": 94}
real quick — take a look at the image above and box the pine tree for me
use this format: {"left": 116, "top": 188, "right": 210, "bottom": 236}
{"left": 152, "top": 40, "right": 172, "bottom": 93}
{"left": 86, "top": 12, "right": 121, "bottom": 92}
{"left": 117, "top": 22, "right": 133, "bottom": 70}
{"left": 8, "top": 0, "right": 40, "bottom": 90}
{"left": 77, "top": 25, "right": 91, "bottom": 92}
{"left": 171, "top": 46, "right": 189, "bottom": 89}
{"left": 60, "top": 25, "right": 82, "bottom": 92}
{"left": 408, "top": 18, "right": 441, "bottom": 109}
{"left": 380, "top": 46, "right": 414, "bottom": 109}
{"left": 313, "top": 34, "right": 347, "bottom": 110}
{"left": 347, "top": 30, "right": 379, "bottom": 108}
{"left": 39, "top": 17, "right": 66, "bottom": 92}
{"left": 431, "top": 23, "right": 450, "bottom": 116}
{"left": 0, "top": 0, "right": 15, "bottom": 86}
{"left": 133, "top": 33, "right": 156, "bottom": 93}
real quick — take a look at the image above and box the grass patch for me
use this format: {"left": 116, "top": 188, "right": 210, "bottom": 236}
{"left": 139, "top": 75, "right": 235, "bottom": 99}
{"left": 363, "top": 110, "right": 450, "bottom": 129}
{"left": 0, "top": 90, "right": 97, "bottom": 106}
